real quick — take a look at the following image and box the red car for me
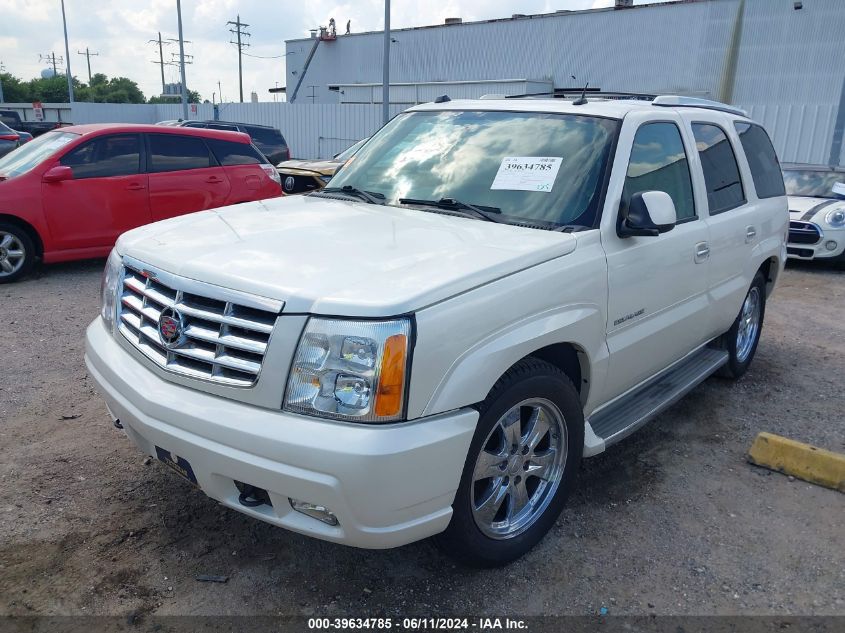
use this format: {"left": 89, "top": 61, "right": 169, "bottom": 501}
{"left": 0, "top": 124, "right": 283, "bottom": 283}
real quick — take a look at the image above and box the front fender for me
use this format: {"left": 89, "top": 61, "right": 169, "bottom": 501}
{"left": 420, "top": 303, "right": 609, "bottom": 417}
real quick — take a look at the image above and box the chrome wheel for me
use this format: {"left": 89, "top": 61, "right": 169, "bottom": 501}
{"left": 736, "top": 286, "right": 761, "bottom": 363}
{"left": 0, "top": 232, "right": 26, "bottom": 278}
{"left": 470, "top": 398, "right": 567, "bottom": 539}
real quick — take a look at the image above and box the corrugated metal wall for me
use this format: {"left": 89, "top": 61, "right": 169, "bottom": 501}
{"left": 286, "top": 0, "right": 845, "bottom": 165}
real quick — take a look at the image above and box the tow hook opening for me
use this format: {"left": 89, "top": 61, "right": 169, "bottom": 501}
{"left": 235, "top": 481, "right": 273, "bottom": 508}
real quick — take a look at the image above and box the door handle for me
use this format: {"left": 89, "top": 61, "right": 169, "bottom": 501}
{"left": 205, "top": 177, "right": 224, "bottom": 184}
{"left": 694, "top": 242, "right": 710, "bottom": 263}
{"left": 126, "top": 183, "right": 146, "bottom": 191}
{"left": 745, "top": 225, "right": 757, "bottom": 243}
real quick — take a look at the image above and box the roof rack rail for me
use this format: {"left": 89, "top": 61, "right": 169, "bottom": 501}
{"left": 652, "top": 95, "right": 748, "bottom": 117}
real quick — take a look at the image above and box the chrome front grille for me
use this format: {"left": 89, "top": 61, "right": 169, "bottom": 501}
{"left": 788, "top": 220, "right": 822, "bottom": 245}
{"left": 117, "top": 261, "right": 282, "bottom": 387}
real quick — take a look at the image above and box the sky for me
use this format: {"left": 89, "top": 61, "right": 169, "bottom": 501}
{"left": 0, "top": 0, "right": 660, "bottom": 103}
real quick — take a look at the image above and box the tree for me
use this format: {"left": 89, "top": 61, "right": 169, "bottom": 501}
{"left": 0, "top": 71, "right": 146, "bottom": 104}
{"left": 147, "top": 89, "right": 202, "bottom": 104}
{"left": 0, "top": 73, "right": 29, "bottom": 103}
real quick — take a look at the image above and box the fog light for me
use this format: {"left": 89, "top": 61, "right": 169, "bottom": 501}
{"left": 289, "top": 498, "right": 339, "bottom": 526}
{"left": 825, "top": 240, "right": 838, "bottom": 251}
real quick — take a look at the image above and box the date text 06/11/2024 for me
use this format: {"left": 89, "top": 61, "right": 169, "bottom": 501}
{"left": 307, "top": 617, "right": 529, "bottom": 631}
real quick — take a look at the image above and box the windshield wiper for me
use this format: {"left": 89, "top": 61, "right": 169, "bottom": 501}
{"left": 318, "top": 185, "right": 385, "bottom": 205}
{"left": 398, "top": 197, "right": 504, "bottom": 223}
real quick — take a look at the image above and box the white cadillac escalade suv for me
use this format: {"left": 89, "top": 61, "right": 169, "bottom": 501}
{"left": 86, "top": 95, "right": 788, "bottom": 567}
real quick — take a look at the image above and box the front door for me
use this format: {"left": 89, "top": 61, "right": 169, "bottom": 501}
{"left": 42, "top": 133, "right": 149, "bottom": 251}
{"left": 602, "top": 116, "right": 711, "bottom": 400}
{"left": 146, "top": 133, "right": 231, "bottom": 221}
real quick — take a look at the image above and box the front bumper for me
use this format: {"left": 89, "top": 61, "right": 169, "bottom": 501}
{"left": 787, "top": 227, "right": 845, "bottom": 260}
{"left": 85, "top": 318, "right": 478, "bottom": 549}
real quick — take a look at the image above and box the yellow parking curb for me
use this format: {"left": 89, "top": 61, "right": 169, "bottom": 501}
{"left": 747, "top": 432, "right": 845, "bottom": 493}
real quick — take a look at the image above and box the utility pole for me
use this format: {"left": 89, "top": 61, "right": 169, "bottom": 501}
{"left": 217, "top": 80, "right": 223, "bottom": 103}
{"left": 40, "top": 53, "right": 63, "bottom": 77}
{"left": 227, "top": 15, "right": 250, "bottom": 103}
{"left": 176, "top": 0, "right": 188, "bottom": 119}
{"left": 382, "top": 0, "right": 390, "bottom": 124}
{"left": 77, "top": 48, "right": 99, "bottom": 83}
{"left": 149, "top": 32, "right": 171, "bottom": 96}
{"left": 60, "top": 0, "right": 74, "bottom": 102}
{"left": 0, "top": 61, "right": 5, "bottom": 103}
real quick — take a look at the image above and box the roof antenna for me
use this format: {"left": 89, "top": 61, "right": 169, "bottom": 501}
{"left": 573, "top": 82, "right": 589, "bottom": 106}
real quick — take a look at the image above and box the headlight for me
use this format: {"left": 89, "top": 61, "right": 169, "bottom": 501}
{"left": 284, "top": 317, "right": 412, "bottom": 423}
{"left": 825, "top": 208, "right": 845, "bottom": 228}
{"left": 100, "top": 249, "right": 122, "bottom": 332}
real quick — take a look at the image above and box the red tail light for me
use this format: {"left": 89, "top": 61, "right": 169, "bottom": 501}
{"left": 0, "top": 134, "right": 19, "bottom": 142}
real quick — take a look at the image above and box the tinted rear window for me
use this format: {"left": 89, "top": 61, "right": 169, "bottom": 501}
{"left": 691, "top": 123, "right": 745, "bottom": 214}
{"left": 734, "top": 122, "right": 786, "bottom": 199}
{"left": 206, "top": 138, "right": 266, "bottom": 166}
{"left": 148, "top": 134, "right": 213, "bottom": 172}
{"left": 245, "top": 126, "right": 286, "bottom": 148}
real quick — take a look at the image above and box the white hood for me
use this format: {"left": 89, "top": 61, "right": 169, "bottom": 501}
{"left": 788, "top": 196, "right": 845, "bottom": 222}
{"left": 116, "top": 195, "right": 579, "bottom": 316}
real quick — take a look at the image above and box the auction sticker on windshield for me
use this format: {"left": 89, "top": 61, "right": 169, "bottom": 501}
{"left": 491, "top": 156, "right": 563, "bottom": 192}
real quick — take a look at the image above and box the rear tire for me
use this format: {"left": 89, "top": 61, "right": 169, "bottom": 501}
{"left": 716, "top": 271, "right": 766, "bottom": 379}
{"left": 0, "top": 222, "right": 36, "bottom": 284}
{"left": 434, "top": 358, "right": 583, "bottom": 567}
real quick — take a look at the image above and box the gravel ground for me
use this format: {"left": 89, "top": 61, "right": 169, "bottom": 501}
{"left": 0, "top": 258, "right": 843, "bottom": 618}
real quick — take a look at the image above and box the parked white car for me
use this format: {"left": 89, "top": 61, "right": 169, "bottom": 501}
{"left": 783, "top": 163, "right": 845, "bottom": 263}
{"left": 86, "top": 95, "right": 788, "bottom": 567}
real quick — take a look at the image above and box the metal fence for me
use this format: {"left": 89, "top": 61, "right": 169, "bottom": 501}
{"left": 1, "top": 101, "right": 407, "bottom": 159}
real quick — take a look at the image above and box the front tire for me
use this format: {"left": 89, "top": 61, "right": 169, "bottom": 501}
{"left": 0, "top": 223, "right": 35, "bottom": 284}
{"left": 716, "top": 271, "right": 766, "bottom": 379}
{"left": 435, "top": 358, "right": 584, "bottom": 567}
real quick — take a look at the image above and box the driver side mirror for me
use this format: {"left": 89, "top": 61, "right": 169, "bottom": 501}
{"left": 618, "top": 191, "right": 677, "bottom": 238}
{"left": 42, "top": 165, "right": 73, "bottom": 183}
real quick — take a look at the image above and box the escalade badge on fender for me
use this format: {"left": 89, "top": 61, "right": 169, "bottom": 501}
{"left": 158, "top": 307, "right": 186, "bottom": 348}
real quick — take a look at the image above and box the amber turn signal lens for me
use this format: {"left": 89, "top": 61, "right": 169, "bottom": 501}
{"left": 374, "top": 334, "right": 408, "bottom": 417}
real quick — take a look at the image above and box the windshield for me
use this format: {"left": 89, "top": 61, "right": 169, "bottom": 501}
{"left": 0, "top": 131, "right": 78, "bottom": 179}
{"left": 334, "top": 138, "right": 368, "bottom": 162}
{"left": 325, "top": 110, "right": 619, "bottom": 228}
{"left": 783, "top": 169, "right": 845, "bottom": 199}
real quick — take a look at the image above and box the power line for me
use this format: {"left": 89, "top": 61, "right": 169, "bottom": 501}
{"left": 39, "top": 53, "right": 64, "bottom": 77}
{"left": 77, "top": 47, "right": 99, "bottom": 83}
{"left": 227, "top": 14, "right": 250, "bottom": 103}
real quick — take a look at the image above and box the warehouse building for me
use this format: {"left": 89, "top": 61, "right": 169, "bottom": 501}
{"left": 284, "top": 0, "right": 845, "bottom": 166}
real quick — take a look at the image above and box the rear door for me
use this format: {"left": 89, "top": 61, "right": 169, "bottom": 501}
{"left": 205, "top": 137, "right": 281, "bottom": 202}
{"left": 146, "top": 133, "right": 231, "bottom": 221}
{"left": 681, "top": 118, "right": 753, "bottom": 338}
{"left": 42, "top": 133, "right": 149, "bottom": 250}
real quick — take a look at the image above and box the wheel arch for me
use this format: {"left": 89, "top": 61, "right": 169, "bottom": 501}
{"left": 757, "top": 255, "right": 780, "bottom": 298}
{"left": 0, "top": 214, "right": 44, "bottom": 258}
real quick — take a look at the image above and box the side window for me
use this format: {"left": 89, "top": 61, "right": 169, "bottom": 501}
{"left": 691, "top": 123, "right": 745, "bottom": 214}
{"left": 60, "top": 134, "right": 141, "bottom": 179}
{"left": 148, "top": 134, "right": 213, "bottom": 173}
{"left": 205, "top": 138, "right": 265, "bottom": 166}
{"left": 623, "top": 122, "right": 695, "bottom": 221}
{"left": 734, "top": 122, "right": 786, "bottom": 199}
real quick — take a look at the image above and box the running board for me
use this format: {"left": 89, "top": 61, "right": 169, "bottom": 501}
{"left": 587, "top": 347, "right": 729, "bottom": 450}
